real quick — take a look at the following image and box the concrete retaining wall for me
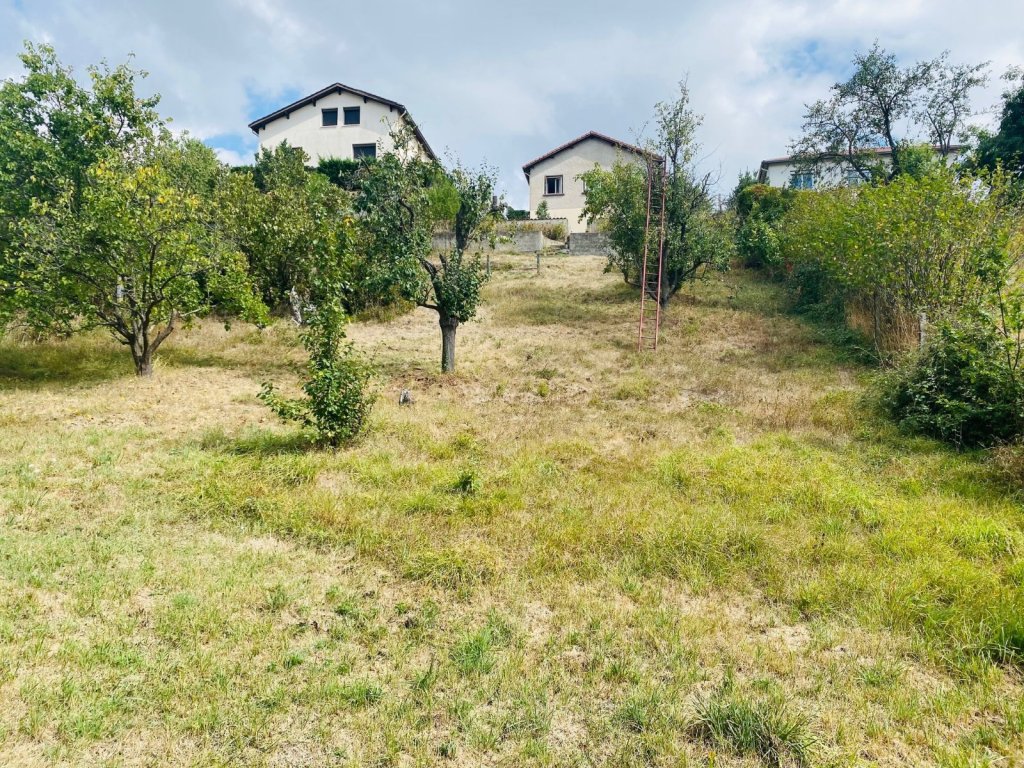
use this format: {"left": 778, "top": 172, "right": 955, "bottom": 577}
{"left": 567, "top": 232, "right": 614, "bottom": 256}
{"left": 432, "top": 219, "right": 569, "bottom": 254}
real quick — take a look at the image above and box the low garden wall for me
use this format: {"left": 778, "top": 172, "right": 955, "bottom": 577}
{"left": 432, "top": 218, "right": 569, "bottom": 254}
{"left": 567, "top": 232, "right": 614, "bottom": 256}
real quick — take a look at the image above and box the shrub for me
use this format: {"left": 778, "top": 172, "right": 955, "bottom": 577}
{"left": 738, "top": 217, "right": 781, "bottom": 268}
{"left": 779, "top": 169, "right": 1022, "bottom": 357}
{"left": 734, "top": 184, "right": 794, "bottom": 269}
{"left": 541, "top": 222, "right": 567, "bottom": 241}
{"left": 879, "top": 315, "right": 1024, "bottom": 447}
{"left": 259, "top": 301, "right": 374, "bottom": 447}
{"left": 535, "top": 200, "right": 550, "bottom": 219}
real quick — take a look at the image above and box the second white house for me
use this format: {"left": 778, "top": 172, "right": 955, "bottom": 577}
{"left": 522, "top": 131, "right": 651, "bottom": 234}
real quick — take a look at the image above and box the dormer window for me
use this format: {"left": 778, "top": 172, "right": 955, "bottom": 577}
{"left": 343, "top": 107, "right": 360, "bottom": 125}
{"left": 322, "top": 108, "right": 338, "bottom": 127}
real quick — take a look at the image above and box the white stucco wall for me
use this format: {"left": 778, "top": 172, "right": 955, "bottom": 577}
{"left": 256, "top": 91, "right": 426, "bottom": 163}
{"left": 759, "top": 150, "right": 959, "bottom": 189}
{"left": 759, "top": 159, "right": 877, "bottom": 189}
{"left": 527, "top": 138, "right": 646, "bottom": 234}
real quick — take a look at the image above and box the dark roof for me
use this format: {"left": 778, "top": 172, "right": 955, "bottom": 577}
{"left": 247, "top": 82, "right": 436, "bottom": 160}
{"left": 522, "top": 131, "right": 656, "bottom": 180}
{"left": 758, "top": 144, "right": 966, "bottom": 171}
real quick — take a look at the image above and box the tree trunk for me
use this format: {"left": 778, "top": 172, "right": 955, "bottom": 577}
{"left": 440, "top": 315, "right": 459, "bottom": 373}
{"left": 131, "top": 339, "right": 154, "bottom": 377}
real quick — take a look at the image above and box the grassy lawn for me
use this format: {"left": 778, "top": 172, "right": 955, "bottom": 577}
{"left": 1, "top": 254, "right": 1022, "bottom": 766}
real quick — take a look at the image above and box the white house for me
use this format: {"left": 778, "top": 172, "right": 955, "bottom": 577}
{"left": 522, "top": 131, "right": 651, "bottom": 234}
{"left": 248, "top": 82, "right": 436, "bottom": 164}
{"left": 756, "top": 145, "right": 964, "bottom": 189}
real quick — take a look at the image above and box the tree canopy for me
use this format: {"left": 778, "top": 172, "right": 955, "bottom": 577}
{"left": 793, "top": 43, "right": 988, "bottom": 183}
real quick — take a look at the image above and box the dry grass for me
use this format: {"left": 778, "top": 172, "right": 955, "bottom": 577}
{"left": 0, "top": 255, "right": 1022, "bottom": 766}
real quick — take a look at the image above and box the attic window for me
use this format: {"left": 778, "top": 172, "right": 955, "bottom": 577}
{"left": 353, "top": 143, "right": 376, "bottom": 160}
{"left": 322, "top": 108, "right": 339, "bottom": 127}
{"left": 343, "top": 106, "right": 360, "bottom": 125}
{"left": 544, "top": 175, "right": 563, "bottom": 195}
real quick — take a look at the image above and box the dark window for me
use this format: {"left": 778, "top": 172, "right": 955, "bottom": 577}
{"left": 343, "top": 106, "right": 360, "bottom": 125}
{"left": 353, "top": 143, "right": 376, "bottom": 160}
{"left": 544, "top": 175, "right": 563, "bottom": 195}
{"left": 322, "top": 108, "right": 338, "bottom": 127}
{"left": 791, "top": 170, "right": 814, "bottom": 190}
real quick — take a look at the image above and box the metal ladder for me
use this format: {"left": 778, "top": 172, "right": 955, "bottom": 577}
{"left": 637, "top": 158, "right": 667, "bottom": 352}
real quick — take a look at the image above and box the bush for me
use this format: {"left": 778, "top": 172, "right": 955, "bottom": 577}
{"left": 734, "top": 183, "right": 793, "bottom": 269}
{"left": 535, "top": 200, "right": 550, "bottom": 219}
{"left": 541, "top": 222, "right": 567, "bottom": 241}
{"left": 259, "top": 302, "right": 374, "bottom": 447}
{"left": 880, "top": 316, "right": 1024, "bottom": 447}
{"left": 779, "top": 170, "right": 1022, "bottom": 357}
{"left": 737, "top": 217, "right": 781, "bottom": 268}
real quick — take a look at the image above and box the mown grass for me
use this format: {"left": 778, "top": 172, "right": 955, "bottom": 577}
{"left": 0, "top": 254, "right": 1022, "bottom": 766}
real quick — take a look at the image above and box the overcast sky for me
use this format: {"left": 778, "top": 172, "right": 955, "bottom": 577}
{"left": 2, "top": 0, "right": 1022, "bottom": 207}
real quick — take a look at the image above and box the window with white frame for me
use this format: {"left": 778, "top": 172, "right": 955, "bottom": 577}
{"left": 791, "top": 170, "right": 814, "bottom": 190}
{"left": 845, "top": 169, "right": 864, "bottom": 186}
{"left": 544, "top": 175, "right": 563, "bottom": 195}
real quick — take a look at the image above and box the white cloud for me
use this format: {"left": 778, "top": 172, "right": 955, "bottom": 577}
{"left": 212, "top": 147, "right": 247, "bottom": 166}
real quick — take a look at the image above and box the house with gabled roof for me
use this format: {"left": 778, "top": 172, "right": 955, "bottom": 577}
{"left": 522, "top": 131, "right": 651, "bottom": 233}
{"left": 248, "top": 82, "right": 435, "bottom": 164}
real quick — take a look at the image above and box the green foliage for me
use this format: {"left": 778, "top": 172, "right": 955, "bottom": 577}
{"left": 581, "top": 81, "right": 731, "bottom": 306}
{"left": 221, "top": 142, "right": 354, "bottom": 319}
{"left": 259, "top": 300, "right": 374, "bottom": 447}
{"left": 880, "top": 314, "right": 1024, "bottom": 447}
{"left": 0, "top": 44, "right": 267, "bottom": 376}
{"left": 355, "top": 131, "right": 494, "bottom": 371}
{"left": 779, "top": 169, "right": 1022, "bottom": 356}
{"left": 734, "top": 184, "right": 795, "bottom": 269}
{"left": 541, "top": 221, "right": 567, "bottom": 241}
{"left": 535, "top": 199, "right": 549, "bottom": 219}
{"left": 6, "top": 138, "right": 266, "bottom": 375}
{"left": 316, "top": 156, "right": 364, "bottom": 191}
{"left": 973, "top": 67, "right": 1024, "bottom": 191}
{"left": 505, "top": 208, "right": 529, "bottom": 221}
{"left": 691, "top": 676, "right": 813, "bottom": 766}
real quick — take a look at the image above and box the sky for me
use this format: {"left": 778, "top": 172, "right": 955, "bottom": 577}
{"left": 1, "top": 0, "right": 1022, "bottom": 208}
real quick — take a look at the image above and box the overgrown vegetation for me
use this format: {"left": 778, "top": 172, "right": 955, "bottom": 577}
{"left": 3, "top": 258, "right": 1024, "bottom": 766}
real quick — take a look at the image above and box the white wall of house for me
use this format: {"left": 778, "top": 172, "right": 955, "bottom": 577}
{"left": 760, "top": 148, "right": 960, "bottom": 189}
{"left": 759, "top": 159, "right": 883, "bottom": 189}
{"left": 256, "top": 91, "right": 424, "bottom": 163}
{"left": 527, "top": 137, "right": 645, "bottom": 234}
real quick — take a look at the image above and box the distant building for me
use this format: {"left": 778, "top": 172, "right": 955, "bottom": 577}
{"left": 248, "top": 82, "right": 435, "bottom": 164}
{"left": 522, "top": 131, "right": 652, "bottom": 233}
{"left": 756, "top": 145, "right": 964, "bottom": 189}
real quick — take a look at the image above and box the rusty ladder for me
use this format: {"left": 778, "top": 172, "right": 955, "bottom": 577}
{"left": 637, "top": 157, "right": 667, "bottom": 352}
